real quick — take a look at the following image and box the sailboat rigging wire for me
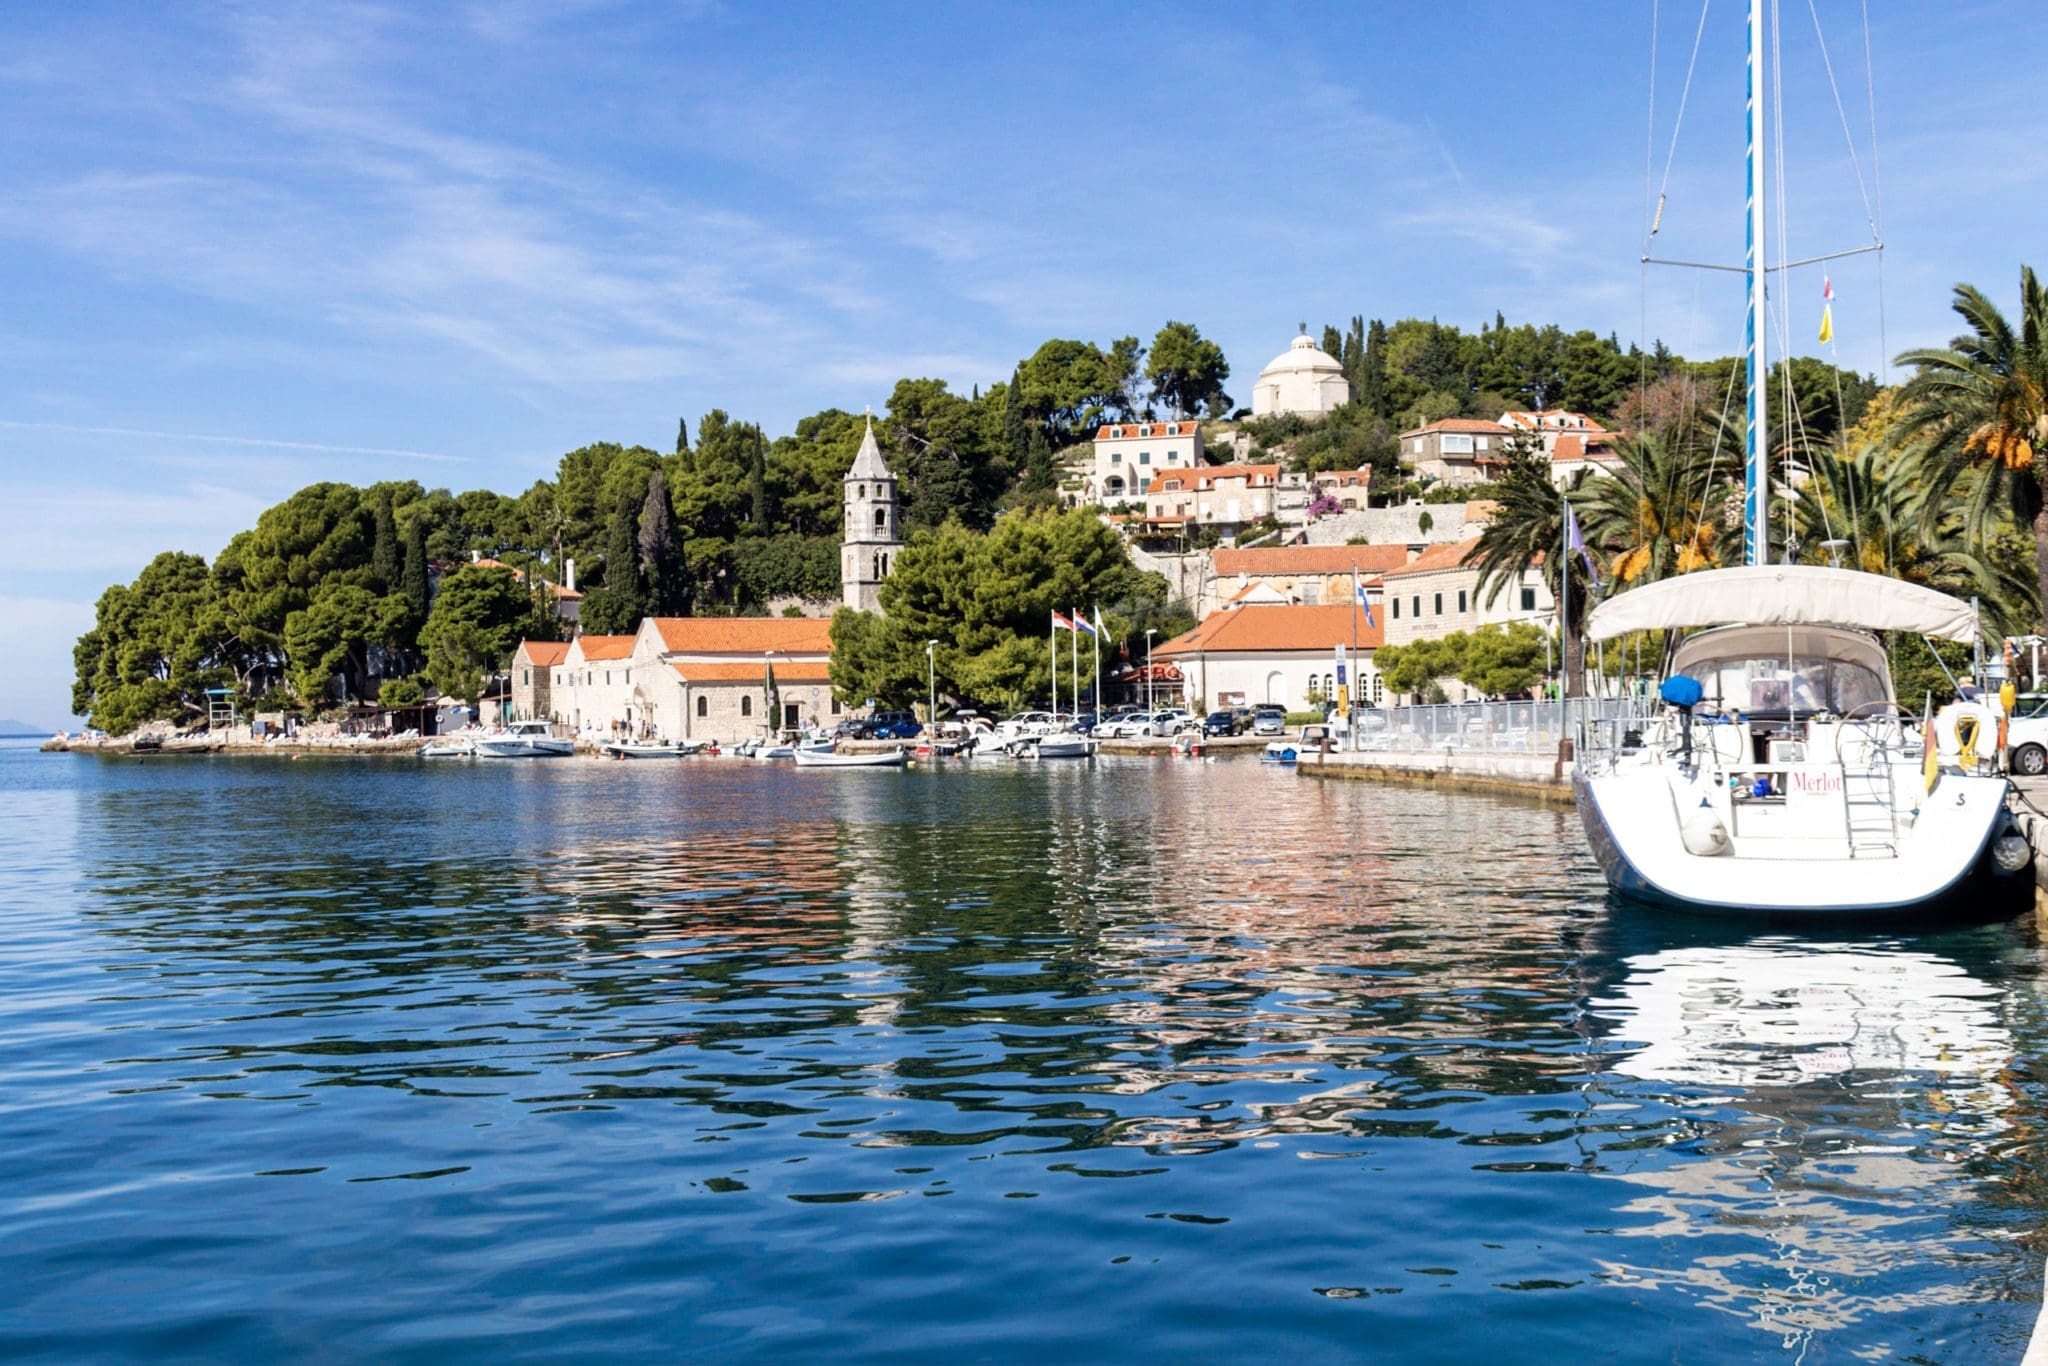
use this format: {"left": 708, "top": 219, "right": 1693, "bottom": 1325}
{"left": 1861, "top": 0, "right": 1888, "bottom": 380}
{"left": 1645, "top": 0, "right": 1712, "bottom": 252}
{"left": 1642, "top": 0, "right": 1658, "bottom": 415}
{"left": 1805, "top": 0, "right": 1881, "bottom": 241}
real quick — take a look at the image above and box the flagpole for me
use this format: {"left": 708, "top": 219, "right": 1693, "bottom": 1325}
{"left": 1050, "top": 612, "right": 1057, "bottom": 716}
{"left": 1092, "top": 606, "right": 1101, "bottom": 724}
{"left": 1560, "top": 486, "right": 1571, "bottom": 701}
{"left": 1350, "top": 567, "right": 1360, "bottom": 750}
{"left": 1070, "top": 609, "right": 1080, "bottom": 721}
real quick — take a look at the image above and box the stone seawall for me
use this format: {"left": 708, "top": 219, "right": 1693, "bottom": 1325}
{"left": 1295, "top": 745, "right": 1572, "bottom": 805}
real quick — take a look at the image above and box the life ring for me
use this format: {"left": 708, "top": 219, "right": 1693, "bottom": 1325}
{"left": 1933, "top": 700, "right": 2001, "bottom": 766}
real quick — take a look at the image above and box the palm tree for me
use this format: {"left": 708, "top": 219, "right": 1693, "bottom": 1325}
{"left": 1792, "top": 442, "right": 2040, "bottom": 635}
{"left": 1472, "top": 448, "right": 1597, "bottom": 696}
{"left": 1893, "top": 267, "right": 2048, "bottom": 623}
{"left": 1576, "top": 430, "right": 1731, "bottom": 586}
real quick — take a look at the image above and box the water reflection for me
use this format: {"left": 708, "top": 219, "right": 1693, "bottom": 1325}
{"left": 1588, "top": 936, "right": 2030, "bottom": 1347}
{"left": 7, "top": 753, "right": 2043, "bottom": 1359}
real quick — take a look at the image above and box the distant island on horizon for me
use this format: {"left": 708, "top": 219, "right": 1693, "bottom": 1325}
{"left": 0, "top": 720, "right": 51, "bottom": 737}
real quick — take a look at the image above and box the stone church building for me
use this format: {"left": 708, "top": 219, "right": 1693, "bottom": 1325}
{"left": 841, "top": 413, "right": 901, "bottom": 613}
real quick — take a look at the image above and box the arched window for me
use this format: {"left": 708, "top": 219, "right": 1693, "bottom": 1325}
{"left": 858, "top": 484, "right": 866, "bottom": 499}
{"left": 741, "top": 696, "right": 753, "bottom": 717}
{"left": 873, "top": 507, "right": 887, "bottom": 533}
{"left": 873, "top": 551, "right": 885, "bottom": 579}
{"left": 696, "top": 695, "right": 708, "bottom": 718}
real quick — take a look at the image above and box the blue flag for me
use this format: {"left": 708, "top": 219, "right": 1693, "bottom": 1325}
{"left": 1563, "top": 497, "right": 1603, "bottom": 589}
{"left": 1353, "top": 569, "right": 1376, "bottom": 628}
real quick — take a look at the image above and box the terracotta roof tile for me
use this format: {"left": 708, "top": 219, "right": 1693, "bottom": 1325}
{"left": 1380, "top": 536, "right": 1483, "bottom": 578}
{"left": 515, "top": 640, "right": 570, "bottom": 666}
{"left": 1093, "top": 420, "right": 1200, "bottom": 441}
{"left": 652, "top": 616, "right": 835, "bottom": 655}
{"left": 1400, "top": 418, "right": 1510, "bottom": 436}
{"left": 1212, "top": 543, "right": 1413, "bottom": 577}
{"left": 1145, "top": 462, "right": 1282, "bottom": 495}
{"left": 1155, "top": 604, "right": 1383, "bottom": 656}
{"left": 670, "top": 661, "right": 833, "bottom": 683}
{"left": 568, "top": 634, "right": 636, "bottom": 662}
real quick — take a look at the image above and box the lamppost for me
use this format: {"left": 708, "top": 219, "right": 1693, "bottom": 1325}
{"left": 1145, "top": 628, "right": 1156, "bottom": 713}
{"left": 926, "top": 639, "right": 938, "bottom": 739}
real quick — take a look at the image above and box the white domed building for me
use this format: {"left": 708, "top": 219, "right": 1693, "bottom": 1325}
{"left": 1251, "top": 332, "right": 1350, "bottom": 418}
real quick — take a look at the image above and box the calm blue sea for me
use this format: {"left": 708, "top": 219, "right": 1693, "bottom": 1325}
{"left": 0, "top": 738, "right": 2043, "bottom": 1361}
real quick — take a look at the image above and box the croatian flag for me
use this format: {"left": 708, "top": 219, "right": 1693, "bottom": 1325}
{"left": 1353, "top": 569, "right": 1376, "bottom": 628}
{"left": 1073, "top": 609, "right": 1097, "bottom": 635}
{"left": 1052, "top": 611, "right": 1075, "bottom": 631}
{"left": 1563, "top": 497, "right": 1603, "bottom": 589}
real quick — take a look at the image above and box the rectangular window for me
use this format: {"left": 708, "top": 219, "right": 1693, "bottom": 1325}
{"left": 1521, "top": 587, "right": 1536, "bottom": 610}
{"left": 1441, "top": 434, "right": 1475, "bottom": 455}
{"left": 1392, "top": 598, "right": 1400, "bottom": 619}
{"left": 1458, "top": 590, "right": 1467, "bottom": 612}
{"left": 523, "top": 669, "right": 530, "bottom": 684}
{"left": 1140, "top": 452, "right": 1151, "bottom": 464}
{"left": 1301, "top": 581, "right": 1321, "bottom": 604}
{"left": 1412, "top": 596, "right": 1421, "bottom": 617}
{"left": 1475, "top": 437, "right": 1491, "bottom": 450}
{"left": 1433, "top": 593, "right": 1443, "bottom": 615}
{"left": 605, "top": 671, "right": 611, "bottom": 685}
{"left": 1111, "top": 451, "right": 1122, "bottom": 463}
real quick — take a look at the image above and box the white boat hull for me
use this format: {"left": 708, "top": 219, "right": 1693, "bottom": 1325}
{"left": 792, "top": 747, "right": 907, "bottom": 768}
{"left": 474, "top": 737, "right": 574, "bottom": 759}
{"left": 1575, "top": 764, "right": 2028, "bottom": 917}
{"left": 1027, "top": 736, "right": 1096, "bottom": 759}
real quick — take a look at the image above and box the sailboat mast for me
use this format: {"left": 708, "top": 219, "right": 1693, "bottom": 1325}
{"left": 1744, "top": 0, "right": 1768, "bottom": 567}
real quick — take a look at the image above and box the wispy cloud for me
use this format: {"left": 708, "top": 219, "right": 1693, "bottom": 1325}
{"left": 0, "top": 420, "right": 467, "bottom": 463}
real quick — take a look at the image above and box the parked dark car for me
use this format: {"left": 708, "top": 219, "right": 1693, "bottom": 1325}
{"left": 855, "top": 710, "right": 919, "bottom": 740}
{"left": 1202, "top": 710, "right": 1240, "bottom": 737}
{"left": 1070, "top": 710, "right": 1100, "bottom": 734}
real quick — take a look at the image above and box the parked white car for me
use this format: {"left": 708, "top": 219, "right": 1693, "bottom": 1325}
{"left": 2008, "top": 710, "right": 2048, "bottom": 776}
{"left": 996, "top": 711, "right": 1058, "bottom": 740}
{"left": 1131, "top": 709, "right": 1197, "bottom": 737}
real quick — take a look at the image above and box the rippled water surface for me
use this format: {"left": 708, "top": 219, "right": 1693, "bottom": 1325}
{"left": 4, "top": 740, "right": 2048, "bottom": 1361}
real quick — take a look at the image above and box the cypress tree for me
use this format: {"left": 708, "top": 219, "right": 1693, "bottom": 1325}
{"left": 602, "top": 491, "right": 647, "bottom": 625}
{"left": 371, "top": 488, "right": 401, "bottom": 593}
{"left": 675, "top": 417, "right": 690, "bottom": 455}
{"left": 1358, "top": 319, "right": 1390, "bottom": 419}
{"left": 637, "top": 470, "right": 673, "bottom": 613}
{"left": 400, "top": 514, "right": 429, "bottom": 627}
{"left": 747, "top": 432, "right": 768, "bottom": 528}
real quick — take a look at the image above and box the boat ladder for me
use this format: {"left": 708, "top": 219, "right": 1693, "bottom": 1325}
{"left": 1842, "top": 768, "right": 1899, "bottom": 858}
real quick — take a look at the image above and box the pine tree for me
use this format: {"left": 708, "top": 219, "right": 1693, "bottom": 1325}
{"left": 637, "top": 469, "right": 674, "bottom": 613}
{"left": 371, "top": 488, "right": 401, "bottom": 594}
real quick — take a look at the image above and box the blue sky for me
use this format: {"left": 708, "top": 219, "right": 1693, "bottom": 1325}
{"left": 4, "top": 1, "right": 2044, "bottom": 729}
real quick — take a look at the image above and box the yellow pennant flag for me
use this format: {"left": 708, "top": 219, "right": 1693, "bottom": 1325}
{"left": 1818, "top": 303, "right": 1834, "bottom": 344}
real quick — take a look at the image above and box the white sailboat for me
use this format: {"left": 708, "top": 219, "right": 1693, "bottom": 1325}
{"left": 1570, "top": 1, "right": 2034, "bottom": 918}
{"left": 1574, "top": 566, "right": 2031, "bottom": 915}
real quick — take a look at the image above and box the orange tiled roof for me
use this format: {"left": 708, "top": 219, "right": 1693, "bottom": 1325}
{"left": 568, "top": 634, "right": 636, "bottom": 662}
{"left": 1156, "top": 604, "right": 1383, "bottom": 656}
{"left": 652, "top": 616, "right": 835, "bottom": 655}
{"left": 1381, "top": 536, "right": 1484, "bottom": 578}
{"left": 1145, "top": 462, "right": 1282, "bottom": 495}
{"left": 1212, "top": 543, "right": 1413, "bottom": 577}
{"left": 670, "top": 661, "right": 834, "bottom": 684}
{"left": 1401, "top": 418, "right": 1509, "bottom": 437}
{"left": 515, "top": 640, "right": 570, "bottom": 666}
{"left": 1094, "top": 420, "right": 1200, "bottom": 441}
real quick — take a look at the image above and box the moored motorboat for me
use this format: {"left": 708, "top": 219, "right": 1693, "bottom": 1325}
{"left": 418, "top": 736, "right": 476, "bottom": 758}
{"left": 602, "top": 740, "right": 692, "bottom": 759}
{"left": 1024, "top": 733, "right": 1096, "bottom": 759}
{"left": 1263, "top": 724, "right": 1329, "bottom": 764}
{"left": 1572, "top": 566, "right": 2031, "bottom": 918}
{"left": 474, "top": 719, "right": 575, "bottom": 759}
{"left": 792, "top": 745, "right": 908, "bottom": 768}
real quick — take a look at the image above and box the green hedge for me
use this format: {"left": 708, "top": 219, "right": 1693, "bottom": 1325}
{"left": 1284, "top": 711, "right": 1324, "bottom": 725}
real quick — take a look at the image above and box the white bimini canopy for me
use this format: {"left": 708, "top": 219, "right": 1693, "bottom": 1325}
{"left": 1585, "top": 565, "right": 1979, "bottom": 643}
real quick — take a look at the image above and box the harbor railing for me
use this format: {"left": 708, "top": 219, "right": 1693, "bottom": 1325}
{"left": 1348, "top": 697, "right": 1656, "bottom": 754}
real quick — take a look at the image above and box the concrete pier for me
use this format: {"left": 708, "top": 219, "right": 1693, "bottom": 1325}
{"left": 1294, "top": 744, "right": 1572, "bottom": 805}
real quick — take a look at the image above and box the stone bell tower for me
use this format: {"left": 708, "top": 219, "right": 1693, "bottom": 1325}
{"left": 842, "top": 410, "right": 902, "bottom": 614}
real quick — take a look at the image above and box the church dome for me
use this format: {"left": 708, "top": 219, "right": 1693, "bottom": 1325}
{"left": 1259, "top": 333, "right": 1344, "bottom": 377}
{"left": 1251, "top": 332, "right": 1351, "bottom": 418}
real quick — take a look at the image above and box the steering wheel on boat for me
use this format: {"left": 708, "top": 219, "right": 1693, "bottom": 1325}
{"left": 1836, "top": 699, "right": 1908, "bottom": 770}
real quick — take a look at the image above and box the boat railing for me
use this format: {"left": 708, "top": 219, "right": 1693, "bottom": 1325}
{"left": 1361, "top": 697, "right": 1653, "bottom": 755}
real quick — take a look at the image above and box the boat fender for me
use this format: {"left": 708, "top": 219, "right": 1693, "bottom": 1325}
{"left": 1681, "top": 807, "right": 1731, "bottom": 857}
{"left": 1934, "top": 701, "right": 2000, "bottom": 768}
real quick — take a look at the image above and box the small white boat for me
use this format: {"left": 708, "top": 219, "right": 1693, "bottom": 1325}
{"left": 1263, "top": 725, "right": 1328, "bottom": 764}
{"left": 474, "top": 719, "right": 575, "bottom": 759}
{"left": 1025, "top": 734, "right": 1096, "bottom": 759}
{"left": 418, "top": 737, "right": 476, "bottom": 759}
{"left": 602, "top": 740, "right": 694, "bottom": 759}
{"left": 792, "top": 746, "right": 908, "bottom": 768}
